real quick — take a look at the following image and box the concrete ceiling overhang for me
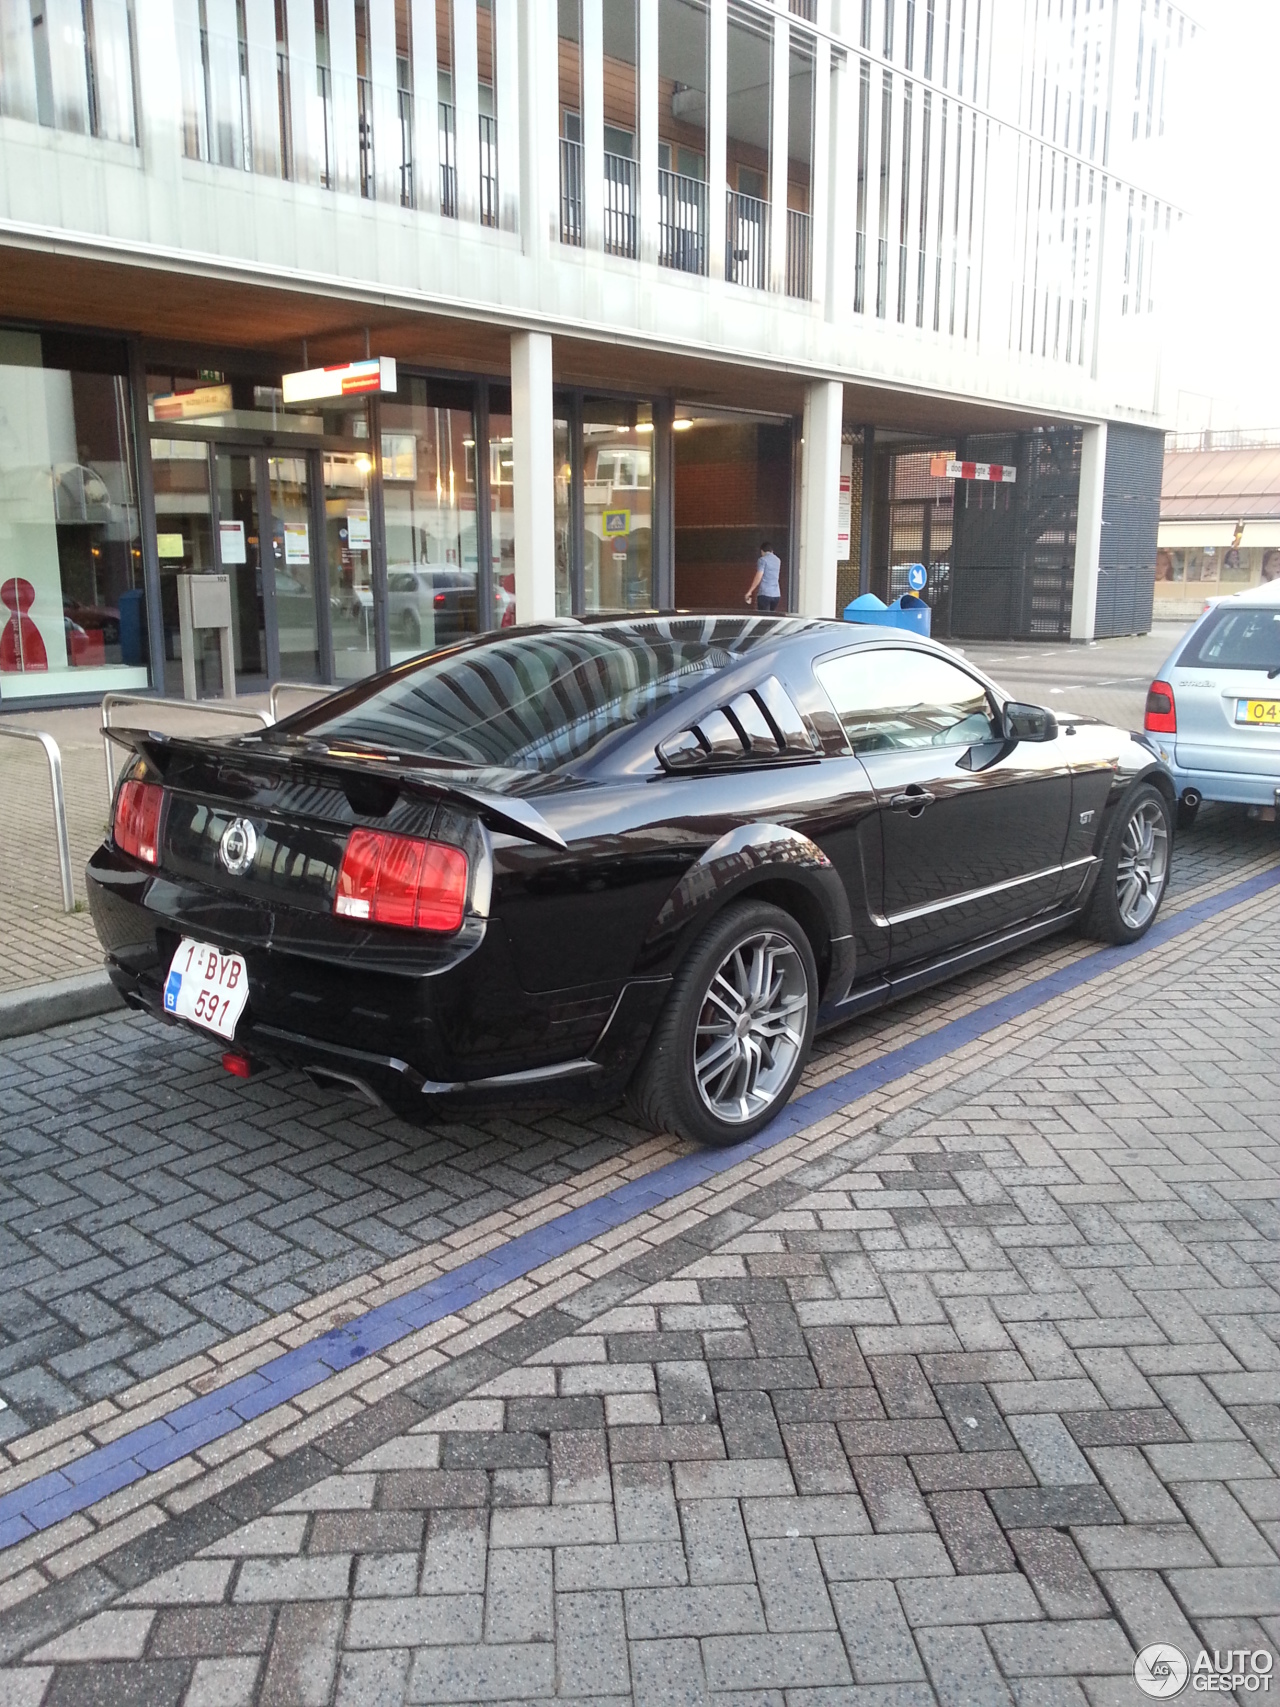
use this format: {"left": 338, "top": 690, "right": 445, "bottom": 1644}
{"left": 0, "top": 240, "right": 1078, "bottom": 439}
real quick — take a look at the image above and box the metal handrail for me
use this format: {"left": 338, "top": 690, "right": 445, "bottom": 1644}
{"left": 101, "top": 693, "right": 272, "bottom": 798}
{"left": 268, "top": 680, "right": 330, "bottom": 722}
{"left": 0, "top": 725, "right": 75, "bottom": 912}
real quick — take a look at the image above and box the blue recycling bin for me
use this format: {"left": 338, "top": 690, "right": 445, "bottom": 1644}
{"left": 842, "top": 591, "right": 932, "bottom": 637}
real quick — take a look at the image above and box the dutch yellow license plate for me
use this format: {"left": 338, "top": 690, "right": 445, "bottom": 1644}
{"left": 1237, "top": 699, "right": 1280, "bottom": 726}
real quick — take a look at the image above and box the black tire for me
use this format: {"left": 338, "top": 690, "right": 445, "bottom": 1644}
{"left": 398, "top": 610, "right": 421, "bottom": 647}
{"left": 1176, "top": 796, "right": 1200, "bottom": 831}
{"left": 627, "top": 899, "right": 818, "bottom": 1148}
{"left": 1082, "top": 783, "right": 1173, "bottom": 945}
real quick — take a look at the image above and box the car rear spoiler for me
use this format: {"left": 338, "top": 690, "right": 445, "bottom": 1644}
{"left": 105, "top": 726, "right": 569, "bottom": 851}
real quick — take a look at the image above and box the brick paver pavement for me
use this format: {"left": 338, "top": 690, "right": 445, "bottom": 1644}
{"left": 0, "top": 823, "right": 1277, "bottom": 1701}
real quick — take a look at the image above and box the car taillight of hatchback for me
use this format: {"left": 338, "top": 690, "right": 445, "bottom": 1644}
{"left": 334, "top": 830, "right": 468, "bottom": 932}
{"left": 1144, "top": 680, "right": 1177, "bottom": 735}
{"left": 113, "top": 778, "right": 165, "bottom": 864}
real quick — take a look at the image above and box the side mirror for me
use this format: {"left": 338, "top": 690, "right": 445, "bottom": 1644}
{"left": 1003, "top": 701, "right": 1058, "bottom": 743}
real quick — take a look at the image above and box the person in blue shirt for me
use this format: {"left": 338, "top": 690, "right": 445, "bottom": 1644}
{"left": 746, "top": 540, "right": 782, "bottom": 612}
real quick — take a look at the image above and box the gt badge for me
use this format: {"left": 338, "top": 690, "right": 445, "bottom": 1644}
{"left": 1079, "top": 809, "right": 1095, "bottom": 825}
{"left": 218, "top": 818, "right": 258, "bottom": 876}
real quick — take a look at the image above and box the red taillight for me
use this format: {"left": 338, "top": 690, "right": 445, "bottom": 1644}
{"left": 334, "top": 830, "right": 468, "bottom": 932}
{"left": 434, "top": 591, "right": 446, "bottom": 607}
{"left": 1145, "top": 679, "right": 1177, "bottom": 734}
{"left": 113, "top": 779, "right": 164, "bottom": 864}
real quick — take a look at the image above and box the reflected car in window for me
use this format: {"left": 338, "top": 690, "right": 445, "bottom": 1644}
{"left": 88, "top": 617, "right": 1175, "bottom": 1148}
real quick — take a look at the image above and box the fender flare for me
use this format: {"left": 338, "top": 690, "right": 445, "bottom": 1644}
{"left": 637, "top": 822, "right": 857, "bottom": 1000}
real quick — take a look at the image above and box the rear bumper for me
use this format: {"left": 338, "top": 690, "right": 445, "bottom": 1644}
{"left": 87, "top": 843, "right": 668, "bottom": 1119}
{"left": 1167, "top": 763, "right": 1280, "bottom": 807}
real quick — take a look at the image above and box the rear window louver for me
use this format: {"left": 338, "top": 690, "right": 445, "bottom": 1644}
{"left": 656, "top": 676, "right": 818, "bottom": 771}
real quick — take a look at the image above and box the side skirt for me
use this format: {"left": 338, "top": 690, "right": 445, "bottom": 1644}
{"left": 816, "top": 908, "right": 1083, "bottom": 1034}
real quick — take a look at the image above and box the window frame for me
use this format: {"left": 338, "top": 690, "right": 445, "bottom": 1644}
{"left": 812, "top": 641, "right": 1003, "bottom": 756}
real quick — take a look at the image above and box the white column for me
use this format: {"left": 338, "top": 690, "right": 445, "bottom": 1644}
{"left": 511, "top": 331, "right": 557, "bottom": 623}
{"left": 798, "top": 381, "right": 844, "bottom": 618}
{"left": 493, "top": 0, "right": 519, "bottom": 230}
{"left": 1071, "top": 422, "right": 1108, "bottom": 641}
{"left": 637, "top": 0, "right": 659, "bottom": 264}
{"left": 0, "top": 0, "right": 38, "bottom": 121}
{"left": 824, "top": 46, "right": 851, "bottom": 320}
{"left": 581, "top": 0, "right": 604, "bottom": 248}
{"left": 409, "top": 0, "right": 439, "bottom": 210}
{"left": 808, "top": 38, "right": 830, "bottom": 312}
{"left": 452, "top": 0, "right": 480, "bottom": 220}
{"left": 132, "top": 0, "right": 185, "bottom": 176}
{"left": 243, "top": 0, "right": 281, "bottom": 174}
{"left": 284, "top": 0, "right": 320, "bottom": 181}
{"left": 768, "top": 13, "right": 789, "bottom": 294}
{"left": 328, "top": 0, "right": 361, "bottom": 194}
{"left": 368, "top": 0, "right": 399, "bottom": 201}
{"left": 707, "top": 0, "right": 727, "bottom": 280}
{"left": 518, "top": 0, "right": 559, "bottom": 251}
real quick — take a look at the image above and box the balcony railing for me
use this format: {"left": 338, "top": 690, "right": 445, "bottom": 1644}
{"left": 479, "top": 112, "right": 497, "bottom": 227}
{"left": 439, "top": 100, "right": 457, "bottom": 216}
{"left": 726, "top": 189, "right": 769, "bottom": 290}
{"left": 560, "top": 137, "right": 583, "bottom": 246}
{"left": 604, "top": 151, "right": 637, "bottom": 257}
{"left": 786, "top": 208, "right": 812, "bottom": 300}
{"left": 658, "top": 169, "right": 707, "bottom": 275}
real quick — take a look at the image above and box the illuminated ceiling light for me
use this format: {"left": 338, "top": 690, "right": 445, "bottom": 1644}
{"left": 355, "top": 455, "right": 373, "bottom": 474}
{"left": 672, "top": 418, "right": 693, "bottom": 431}
{"left": 635, "top": 421, "right": 654, "bottom": 433}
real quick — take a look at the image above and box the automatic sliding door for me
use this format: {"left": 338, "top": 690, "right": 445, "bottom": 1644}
{"left": 266, "top": 453, "right": 322, "bottom": 680}
{"left": 214, "top": 449, "right": 268, "bottom": 688}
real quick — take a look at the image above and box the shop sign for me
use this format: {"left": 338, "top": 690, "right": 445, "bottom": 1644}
{"left": 283, "top": 522, "right": 310, "bottom": 565}
{"left": 347, "top": 507, "right": 372, "bottom": 551}
{"left": 152, "top": 384, "right": 234, "bottom": 422}
{"left": 929, "top": 454, "right": 1017, "bottom": 484}
{"left": 219, "top": 520, "right": 247, "bottom": 566}
{"left": 603, "top": 509, "right": 631, "bottom": 538}
{"left": 156, "top": 533, "right": 186, "bottom": 559}
{"left": 282, "top": 358, "right": 398, "bottom": 404}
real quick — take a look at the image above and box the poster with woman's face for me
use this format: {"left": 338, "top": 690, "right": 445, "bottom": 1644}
{"left": 1262, "top": 549, "right": 1280, "bottom": 584}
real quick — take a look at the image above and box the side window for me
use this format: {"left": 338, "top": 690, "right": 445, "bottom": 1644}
{"left": 815, "top": 649, "right": 999, "bottom": 754}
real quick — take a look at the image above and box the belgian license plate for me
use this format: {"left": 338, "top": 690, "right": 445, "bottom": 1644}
{"left": 164, "top": 939, "right": 250, "bottom": 1040}
{"left": 1236, "top": 699, "right": 1280, "bottom": 726}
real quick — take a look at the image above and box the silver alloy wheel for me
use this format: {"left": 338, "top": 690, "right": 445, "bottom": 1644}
{"left": 694, "top": 929, "right": 810, "bottom": 1126}
{"left": 1116, "top": 797, "right": 1169, "bottom": 929}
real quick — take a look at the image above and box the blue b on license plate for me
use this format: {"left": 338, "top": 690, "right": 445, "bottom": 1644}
{"left": 164, "top": 938, "right": 250, "bottom": 1040}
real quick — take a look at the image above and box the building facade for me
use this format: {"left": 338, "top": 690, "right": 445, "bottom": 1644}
{"left": 0, "top": 0, "right": 1195, "bottom": 706}
{"left": 1157, "top": 433, "right": 1280, "bottom": 622}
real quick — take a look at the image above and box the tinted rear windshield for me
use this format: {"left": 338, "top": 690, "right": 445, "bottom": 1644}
{"left": 280, "top": 618, "right": 808, "bottom": 770}
{"left": 1179, "top": 605, "right": 1280, "bottom": 673}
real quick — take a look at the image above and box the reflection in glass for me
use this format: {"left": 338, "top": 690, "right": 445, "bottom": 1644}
{"left": 267, "top": 455, "right": 321, "bottom": 680}
{"left": 214, "top": 449, "right": 267, "bottom": 686}
{"left": 381, "top": 377, "right": 480, "bottom": 662}
{"left": 151, "top": 439, "right": 219, "bottom": 695}
{"left": 489, "top": 401, "right": 517, "bottom": 626}
{"left": 583, "top": 399, "right": 653, "bottom": 612}
{"left": 0, "top": 330, "right": 146, "bottom": 699}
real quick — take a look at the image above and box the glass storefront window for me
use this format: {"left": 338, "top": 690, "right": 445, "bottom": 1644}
{"left": 381, "top": 377, "right": 480, "bottom": 663}
{"left": 555, "top": 414, "right": 572, "bottom": 616}
{"left": 583, "top": 398, "right": 653, "bottom": 612}
{"left": 489, "top": 387, "right": 516, "bottom": 627}
{"left": 0, "top": 330, "right": 147, "bottom": 699}
{"left": 267, "top": 455, "right": 322, "bottom": 680}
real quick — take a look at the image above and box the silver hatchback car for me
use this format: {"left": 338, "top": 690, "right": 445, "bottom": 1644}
{"left": 1145, "top": 580, "right": 1280, "bottom": 826}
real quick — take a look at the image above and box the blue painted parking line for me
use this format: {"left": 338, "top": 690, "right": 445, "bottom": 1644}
{"left": 2, "top": 862, "right": 1277, "bottom": 1550}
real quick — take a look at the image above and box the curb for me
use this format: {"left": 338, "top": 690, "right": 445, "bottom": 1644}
{"left": 0, "top": 971, "right": 122, "bottom": 1040}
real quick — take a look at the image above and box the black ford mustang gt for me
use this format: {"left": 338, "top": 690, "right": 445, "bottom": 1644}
{"left": 88, "top": 616, "right": 1175, "bottom": 1147}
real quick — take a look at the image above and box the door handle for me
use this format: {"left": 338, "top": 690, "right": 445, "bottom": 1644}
{"left": 889, "top": 787, "right": 936, "bottom": 816}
